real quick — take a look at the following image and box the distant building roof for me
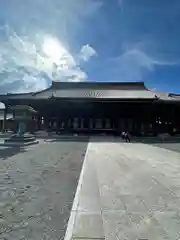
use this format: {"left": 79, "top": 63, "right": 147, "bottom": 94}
{"left": 152, "top": 91, "right": 180, "bottom": 102}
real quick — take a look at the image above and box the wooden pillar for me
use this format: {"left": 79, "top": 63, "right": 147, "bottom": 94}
{"left": 92, "top": 118, "right": 96, "bottom": 129}
{"left": 37, "top": 115, "right": 41, "bottom": 130}
{"left": 78, "top": 117, "right": 81, "bottom": 128}
{"left": 72, "top": 118, "right": 78, "bottom": 129}
{"left": 81, "top": 118, "right": 84, "bottom": 129}
{"left": 46, "top": 117, "right": 50, "bottom": 130}
{"left": 152, "top": 104, "right": 157, "bottom": 136}
{"left": 89, "top": 118, "right": 93, "bottom": 129}
{"left": 170, "top": 105, "right": 175, "bottom": 135}
{"left": 63, "top": 117, "right": 67, "bottom": 131}
{"left": 70, "top": 118, "right": 72, "bottom": 129}
{"left": 57, "top": 115, "right": 61, "bottom": 130}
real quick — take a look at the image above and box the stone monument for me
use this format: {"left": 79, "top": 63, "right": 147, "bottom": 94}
{"left": 4, "top": 105, "right": 39, "bottom": 146}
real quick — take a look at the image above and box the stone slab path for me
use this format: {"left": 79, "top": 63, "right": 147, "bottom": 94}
{"left": 66, "top": 138, "right": 180, "bottom": 240}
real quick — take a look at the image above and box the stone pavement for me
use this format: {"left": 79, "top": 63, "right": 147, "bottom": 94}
{"left": 0, "top": 139, "right": 87, "bottom": 239}
{"left": 151, "top": 142, "right": 180, "bottom": 153}
{"left": 65, "top": 138, "right": 180, "bottom": 240}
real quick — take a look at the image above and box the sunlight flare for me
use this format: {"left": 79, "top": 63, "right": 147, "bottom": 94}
{"left": 42, "top": 37, "right": 66, "bottom": 63}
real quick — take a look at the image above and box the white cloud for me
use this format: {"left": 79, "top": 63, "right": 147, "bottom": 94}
{"left": 117, "top": 0, "right": 124, "bottom": 12}
{"left": 79, "top": 44, "right": 97, "bottom": 62}
{"left": 0, "top": 30, "right": 90, "bottom": 93}
{"left": 0, "top": 0, "right": 102, "bottom": 93}
{"left": 4, "top": 0, "right": 103, "bottom": 40}
{"left": 109, "top": 47, "right": 179, "bottom": 81}
{"left": 118, "top": 0, "right": 123, "bottom": 6}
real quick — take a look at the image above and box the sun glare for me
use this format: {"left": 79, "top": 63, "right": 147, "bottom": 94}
{"left": 42, "top": 37, "right": 66, "bottom": 62}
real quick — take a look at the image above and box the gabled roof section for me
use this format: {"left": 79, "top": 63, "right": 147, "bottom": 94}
{"left": 0, "top": 81, "right": 180, "bottom": 102}
{"left": 32, "top": 81, "right": 156, "bottom": 100}
{"left": 153, "top": 91, "right": 180, "bottom": 102}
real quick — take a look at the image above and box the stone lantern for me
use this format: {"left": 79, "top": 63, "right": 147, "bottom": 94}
{"left": 4, "top": 105, "right": 38, "bottom": 146}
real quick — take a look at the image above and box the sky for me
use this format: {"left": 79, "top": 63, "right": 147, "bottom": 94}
{"left": 0, "top": 0, "right": 180, "bottom": 94}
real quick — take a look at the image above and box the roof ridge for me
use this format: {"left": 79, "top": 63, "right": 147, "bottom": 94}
{"left": 51, "top": 81, "right": 147, "bottom": 90}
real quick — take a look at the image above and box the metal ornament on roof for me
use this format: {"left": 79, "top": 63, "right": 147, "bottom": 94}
{"left": 48, "top": 92, "right": 55, "bottom": 99}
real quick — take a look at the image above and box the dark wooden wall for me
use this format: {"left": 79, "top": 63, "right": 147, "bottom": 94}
{"left": 2, "top": 98, "right": 180, "bottom": 135}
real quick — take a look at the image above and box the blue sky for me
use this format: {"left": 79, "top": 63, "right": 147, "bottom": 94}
{"left": 0, "top": 0, "right": 180, "bottom": 93}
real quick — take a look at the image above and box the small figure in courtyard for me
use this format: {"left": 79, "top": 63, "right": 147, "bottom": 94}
{"left": 125, "top": 132, "right": 131, "bottom": 142}
{"left": 121, "top": 131, "right": 125, "bottom": 140}
{"left": 121, "top": 131, "right": 131, "bottom": 142}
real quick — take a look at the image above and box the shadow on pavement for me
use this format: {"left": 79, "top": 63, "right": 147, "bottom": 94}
{"left": 39, "top": 135, "right": 180, "bottom": 144}
{"left": 134, "top": 138, "right": 180, "bottom": 144}
{"left": 33, "top": 130, "right": 180, "bottom": 143}
{"left": 0, "top": 146, "right": 27, "bottom": 160}
{"left": 133, "top": 138, "right": 180, "bottom": 153}
{"left": 41, "top": 136, "right": 127, "bottom": 143}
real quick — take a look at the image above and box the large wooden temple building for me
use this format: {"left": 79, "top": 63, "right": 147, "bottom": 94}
{"left": 0, "top": 81, "right": 180, "bottom": 136}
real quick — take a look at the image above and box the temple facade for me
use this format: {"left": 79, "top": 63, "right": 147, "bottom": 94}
{"left": 0, "top": 81, "right": 180, "bottom": 136}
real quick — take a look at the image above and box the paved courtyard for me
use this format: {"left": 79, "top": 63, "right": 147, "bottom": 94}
{"left": 134, "top": 137, "right": 180, "bottom": 153}
{"left": 1, "top": 136, "right": 180, "bottom": 240}
{"left": 0, "top": 139, "right": 88, "bottom": 239}
{"left": 67, "top": 138, "right": 180, "bottom": 240}
{"left": 152, "top": 142, "right": 180, "bottom": 153}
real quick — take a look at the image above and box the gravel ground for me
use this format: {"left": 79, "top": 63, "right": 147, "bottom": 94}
{"left": 0, "top": 139, "right": 88, "bottom": 240}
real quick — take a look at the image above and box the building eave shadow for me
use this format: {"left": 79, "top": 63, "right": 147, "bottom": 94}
{"left": 40, "top": 136, "right": 126, "bottom": 143}
{"left": 133, "top": 138, "right": 180, "bottom": 144}
{"left": 40, "top": 136, "right": 180, "bottom": 144}
{"left": 34, "top": 131, "right": 180, "bottom": 143}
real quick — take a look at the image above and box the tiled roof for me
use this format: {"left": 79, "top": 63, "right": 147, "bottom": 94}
{"left": 0, "top": 82, "right": 180, "bottom": 102}
{"left": 52, "top": 89, "right": 155, "bottom": 99}
{"left": 32, "top": 81, "right": 156, "bottom": 100}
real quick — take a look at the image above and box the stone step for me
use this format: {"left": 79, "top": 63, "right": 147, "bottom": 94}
{"left": 2, "top": 134, "right": 38, "bottom": 146}
{"left": 2, "top": 140, "right": 39, "bottom": 146}
{"left": 5, "top": 137, "right": 35, "bottom": 143}
{"left": 5, "top": 137, "right": 35, "bottom": 142}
